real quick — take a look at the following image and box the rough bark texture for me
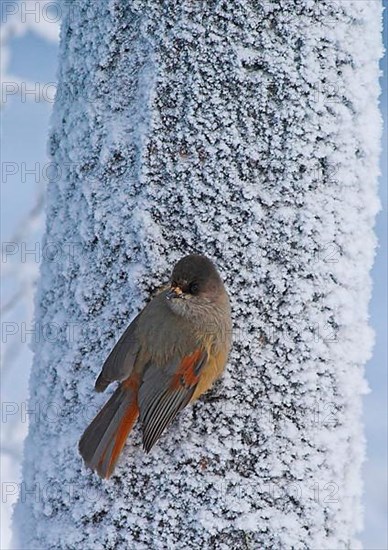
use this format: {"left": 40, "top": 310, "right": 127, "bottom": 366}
{"left": 14, "top": 1, "right": 382, "bottom": 549}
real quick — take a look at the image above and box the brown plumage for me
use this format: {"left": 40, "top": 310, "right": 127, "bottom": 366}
{"left": 79, "top": 254, "right": 232, "bottom": 478}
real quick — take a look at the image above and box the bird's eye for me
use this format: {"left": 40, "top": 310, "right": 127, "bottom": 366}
{"left": 189, "top": 282, "right": 199, "bottom": 294}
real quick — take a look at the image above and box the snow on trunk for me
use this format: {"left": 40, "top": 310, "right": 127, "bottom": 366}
{"left": 13, "top": 1, "right": 382, "bottom": 548}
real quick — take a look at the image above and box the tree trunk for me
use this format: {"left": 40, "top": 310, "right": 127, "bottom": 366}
{"left": 14, "top": 1, "right": 382, "bottom": 548}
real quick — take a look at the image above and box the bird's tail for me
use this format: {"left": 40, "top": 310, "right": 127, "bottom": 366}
{"left": 79, "top": 376, "right": 139, "bottom": 479}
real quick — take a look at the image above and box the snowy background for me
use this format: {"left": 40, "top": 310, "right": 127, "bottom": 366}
{"left": 1, "top": 1, "right": 386, "bottom": 548}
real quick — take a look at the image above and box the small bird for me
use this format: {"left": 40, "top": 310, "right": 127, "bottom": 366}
{"left": 79, "top": 254, "right": 232, "bottom": 478}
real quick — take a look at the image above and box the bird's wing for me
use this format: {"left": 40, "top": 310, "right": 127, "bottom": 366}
{"left": 138, "top": 349, "right": 208, "bottom": 452}
{"left": 95, "top": 313, "right": 141, "bottom": 392}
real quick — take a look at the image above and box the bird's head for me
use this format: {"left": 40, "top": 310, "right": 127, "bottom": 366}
{"left": 166, "top": 255, "right": 227, "bottom": 319}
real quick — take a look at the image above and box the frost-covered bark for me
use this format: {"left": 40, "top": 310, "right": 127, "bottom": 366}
{"left": 14, "top": 1, "right": 382, "bottom": 549}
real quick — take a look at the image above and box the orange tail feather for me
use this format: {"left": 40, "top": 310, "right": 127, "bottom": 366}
{"left": 79, "top": 376, "right": 139, "bottom": 479}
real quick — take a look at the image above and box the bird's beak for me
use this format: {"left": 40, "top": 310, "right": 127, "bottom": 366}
{"left": 166, "top": 286, "right": 184, "bottom": 300}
